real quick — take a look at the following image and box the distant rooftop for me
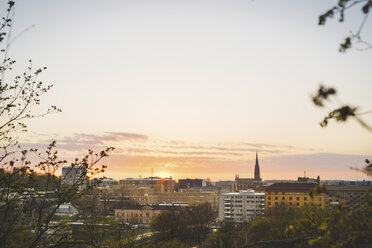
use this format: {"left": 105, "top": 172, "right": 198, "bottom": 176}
{"left": 266, "top": 183, "right": 318, "bottom": 192}
{"left": 221, "top": 190, "right": 265, "bottom": 196}
{"left": 120, "top": 177, "right": 173, "bottom": 181}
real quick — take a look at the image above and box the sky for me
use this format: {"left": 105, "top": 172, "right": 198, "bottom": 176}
{"left": 2, "top": 0, "right": 372, "bottom": 181}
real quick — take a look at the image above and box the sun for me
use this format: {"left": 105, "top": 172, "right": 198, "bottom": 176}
{"left": 156, "top": 171, "right": 171, "bottom": 178}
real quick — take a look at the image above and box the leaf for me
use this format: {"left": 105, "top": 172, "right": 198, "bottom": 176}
{"left": 362, "top": 3, "right": 370, "bottom": 14}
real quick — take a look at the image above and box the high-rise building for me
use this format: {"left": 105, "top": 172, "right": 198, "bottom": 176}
{"left": 218, "top": 190, "right": 265, "bottom": 223}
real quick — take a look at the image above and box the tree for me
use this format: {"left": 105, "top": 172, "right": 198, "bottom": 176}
{"left": 151, "top": 203, "right": 216, "bottom": 246}
{"left": 0, "top": 1, "right": 114, "bottom": 247}
{"left": 314, "top": 0, "right": 372, "bottom": 176}
{"left": 319, "top": 0, "right": 372, "bottom": 52}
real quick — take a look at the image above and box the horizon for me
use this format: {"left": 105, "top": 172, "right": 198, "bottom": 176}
{"left": 4, "top": 0, "right": 372, "bottom": 181}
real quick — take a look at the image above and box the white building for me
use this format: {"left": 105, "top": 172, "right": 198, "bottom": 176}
{"left": 218, "top": 190, "right": 265, "bottom": 223}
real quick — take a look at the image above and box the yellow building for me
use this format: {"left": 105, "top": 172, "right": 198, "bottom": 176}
{"left": 265, "top": 183, "right": 325, "bottom": 209}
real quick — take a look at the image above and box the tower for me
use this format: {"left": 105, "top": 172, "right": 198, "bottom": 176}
{"left": 254, "top": 152, "right": 260, "bottom": 180}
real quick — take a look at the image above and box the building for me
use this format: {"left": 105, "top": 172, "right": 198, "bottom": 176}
{"left": 55, "top": 203, "right": 79, "bottom": 216}
{"left": 215, "top": 180, "right": 236, "bottom": 192}
{"left": 178, "top": 178, "right": 206, "bottom": 189}
{"left": 61, "top": 166, "right": 87, "bottom": 189}
{"left": 235, "top": 152, "right": 262, "bottom": 190}
{"left": 265, "top": 183, "right": 325, "bottom": 209}
{"left": 120, "top": 177, "right": 176, "bottom": 193}
{"left": 91, "top": 177, "right": 118, "bottom": 188}
{"left": 297, "top": 172, "right": 320, "bottom": 184}
{"left": 218, "top": 190, "right": 265, "bottom": 223}
{"left": 324, "top": 185, "right": 371, "bottom": 210}
{"left": 158, "top": 189, "right": 218, "bottom": 208}
{"left": 129, "top": 188, "right": 219, "bottom": 209}
{"left": 115, "top": 205, "right": 168, "bottom": 224}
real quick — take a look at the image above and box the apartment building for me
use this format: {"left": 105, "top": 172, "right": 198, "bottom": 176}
{"left": 325, "top": 185, "right": 371, "bottom": 209}
{"left": 265, "top": 183, "right": 325, "bottom": 209}
{"left": 218, "top": 190, "right": 265, "bottom": 223}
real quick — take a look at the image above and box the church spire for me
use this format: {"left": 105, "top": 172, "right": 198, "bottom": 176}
{"left": 254, "top": 151, "right": 260, "bottom": 180}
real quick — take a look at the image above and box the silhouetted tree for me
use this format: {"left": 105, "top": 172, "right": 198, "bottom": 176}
{"left": 0, "top": 2, "right": 114, "bottom": 247}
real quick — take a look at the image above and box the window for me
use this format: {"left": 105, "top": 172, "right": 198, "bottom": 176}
{"left": 275, "top": 202, "right": 278, "bottom": 206}
{"left": 289, "top": 197, "right": 292, "bottom": 200}
{"left": 296, "top": 197, "right": 300, "bottom": 201}
{"left": 268, "top": 202, "right": 271, "bottom": 206}
{"left": 275, "top": 192, "right": 278, "bottom": 195}
{"left": 289, "top": 202, "right": 293, "bottom": 206}
{"left": 268, "top": 196, "right": 271, "bottom": 200}
{"left": 304, "top": 197, "right": 307, "bottom": 201}
{"left": 282, "top": 192, "right": 285, "bottom": 195}
{"left": 282, "top": 197, "right": 285, "bottom": 200}
{"left": 296, "top": 202, "right": 300, "bottom": 206}
{"left": 275, "top": 197, "right": 278, "bottom": 200}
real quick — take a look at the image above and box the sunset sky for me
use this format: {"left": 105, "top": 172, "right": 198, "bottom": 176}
{"left": 5, "top": 0, "right": 372, "bottom": 180}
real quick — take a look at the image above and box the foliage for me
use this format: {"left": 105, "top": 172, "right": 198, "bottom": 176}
{"left": 0, "top": 1, "right": 114, "bottom": 247}
{"left": 210, "top": 201, "right": 372, "bottom": 248}
{"left": 319, "top": 0, "right": 372, "bottom": 52}
{"left": 142, "top": 238, "right": 188, "bottom": 248}
{"left": 151, "top": 203, "right": 216, "bottom": 247}
{"left": 312, "top": 85, "right": 372, "bottom": 132}
{"left": 315, "top": 1, "right": 372, "bottom": 179}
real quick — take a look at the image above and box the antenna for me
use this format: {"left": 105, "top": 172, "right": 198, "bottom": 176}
{"left": 304, "top": 170, "right": 306, "bottom": 178}
{"left": 151, "top": 168, "right": 153, "bottom": 177}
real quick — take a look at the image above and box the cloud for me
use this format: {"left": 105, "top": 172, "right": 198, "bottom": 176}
{"left": 102, "top": 132, "right": 148, "bottom": 141}
{"left": 17, "top": 132, "right": 372, "bottom": 181}
{"left": 24, "top": 132, "right": 367, "bottom": 181}
{"left": 103, "top": 152, "right": 372, "bottom": 181}
{"left": 18, "top": 132, "right": 149, "bottom": 155}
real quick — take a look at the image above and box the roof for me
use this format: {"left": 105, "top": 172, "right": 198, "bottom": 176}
{"left": 56, "top": 203, "right": 78, "bottom": 214}
{"left": 325, "top": 185, "right": 372, "bottom": 191}
{"left": 221, "top": 190, "right": 265, "bottom": 196}
{"left": 266, "top": 183, "right": 318, "bottom": 192}
{"left": 115, "top": 204, "right": 182, "bottom": 211}
{"left": 120, "top": 177, "right": 174, "bottom": 182}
